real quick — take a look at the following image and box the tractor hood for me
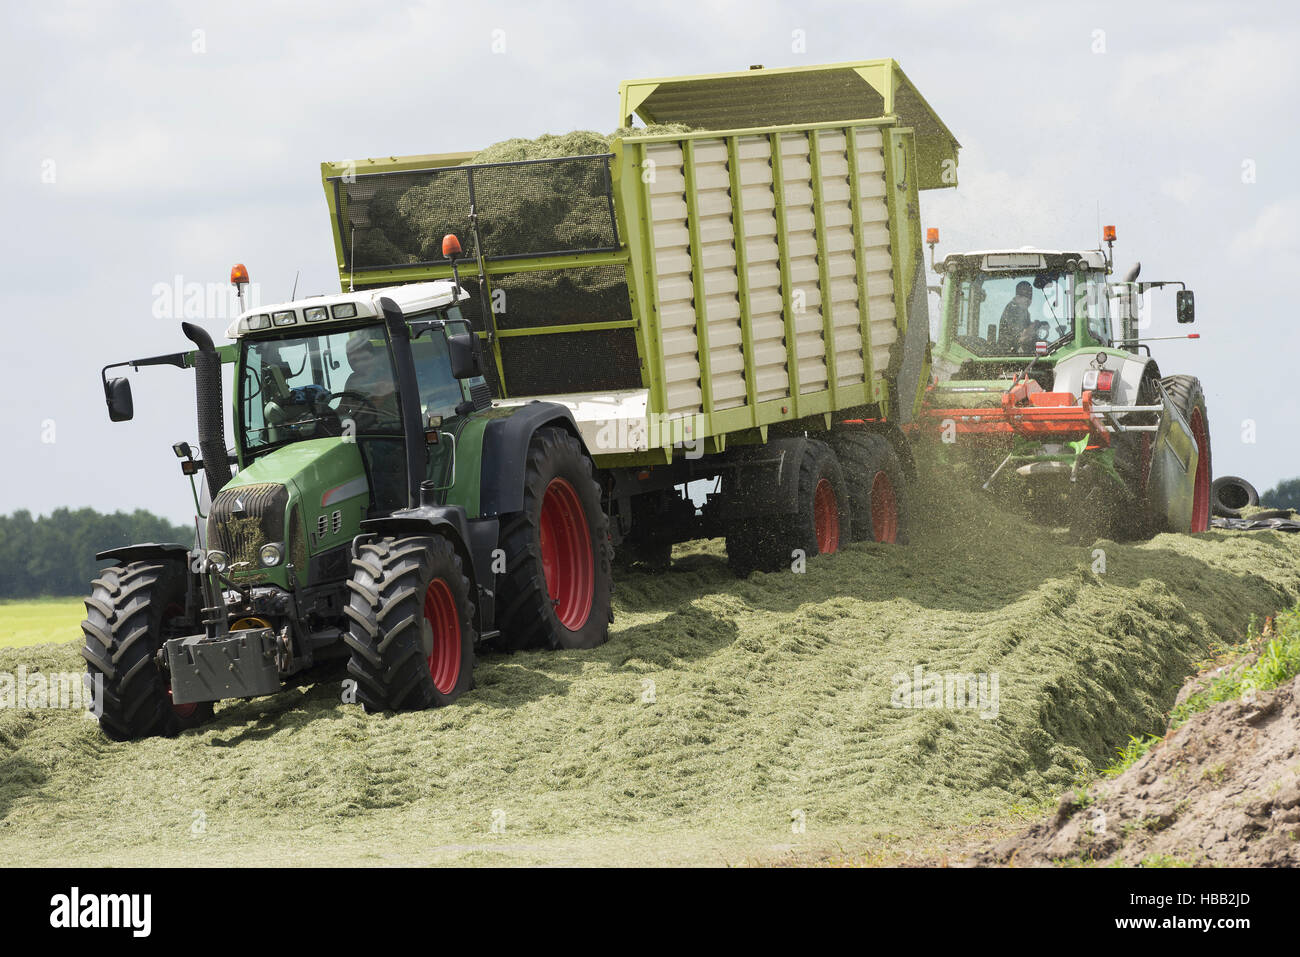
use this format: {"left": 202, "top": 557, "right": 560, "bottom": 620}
{"left": 207, "top": 438, "right": 370, "bottom": 583}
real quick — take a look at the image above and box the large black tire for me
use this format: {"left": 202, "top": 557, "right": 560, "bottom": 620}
{"left": 829, "top": 430, "right": 909, "bottom": 544}
{"left": 788, "top": 439, "right": 852, "bottom": 557}
{"left": 725, "top": 517, "right": 796, "bottom": 577}
{"left": 81, "top": 561, "right": 213, "bottom": 741}
{"left": 495, "top": 427, "right": 612, "bottom": 651}
{"left": 1162, "top": 374, "right": 1212, "bottom": 532}
{"left": 1105, "top": 367, "right": 1162, "bottom": 539}
{"left": 725, "top": 440, "right": 851, "bottom": 575}
{"left": 1211, "top": 475, "right": 1259, "bottom": 518}
{"left": 344, "top": 535, "right": 476, "bottom": 712}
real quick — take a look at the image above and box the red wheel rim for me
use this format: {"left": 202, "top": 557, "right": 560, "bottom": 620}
{"left": 423, "top": 578, "right": 461, "bottom": 695}
{"left": 870, "top": 472, "right": 899, "bottom": 544}
{"left": 539, "top": 478, "right": 594, "bottom": 631}
{"left": 813, "top": 478, "right": 840, "bottom": 553}
{"left": 1189, "top": 407, "right": 1210, "bottom": 533}
{"left": 162, "top": 602, "right": 198, "bottom": 719}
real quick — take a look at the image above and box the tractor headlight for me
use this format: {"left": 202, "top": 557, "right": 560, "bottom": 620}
{"left": 258, "top": 542, "right": 284, "bottom": 567}
{"left": 304, "top": 306, "right": 329, "bottom": 323}
{"left": 206, "top": 549, "right": 230, "bottom": 573}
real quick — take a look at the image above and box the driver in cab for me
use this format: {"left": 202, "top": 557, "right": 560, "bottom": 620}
{"left": 998, "top": 280, "right": 1038, "bottom": 355}
{"left": 341, "top": 333, "right": 400, "bottom": 431}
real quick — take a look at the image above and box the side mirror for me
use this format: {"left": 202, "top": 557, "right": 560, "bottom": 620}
{"left": 447, "top": 333, "right": 483, "bottom": 380}
{"left": 105, "top": 377, "right": 134, "bottom": 422}
{"left": 1176, "top": 289, "right": 1195, "bottom": 324}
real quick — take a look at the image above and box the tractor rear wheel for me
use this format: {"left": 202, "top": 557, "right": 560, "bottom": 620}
{"left": 344, "top": 534, "right": 476, "bottom": 711}
{"left": 495, "top": 427, "right": 612, "bottom": 651}
{"left": 81, "top": 561, "right": 213, "bottom": 741}
{"left": 1162, "top": 374, "right": 1212, "bottom": 532}
{"left": 830, "top": 431, "right": 909, "bottom": 543}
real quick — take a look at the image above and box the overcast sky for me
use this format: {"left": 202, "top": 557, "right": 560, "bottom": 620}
{"left": 3, "top": 0, "right": 1296, "bottom": 524}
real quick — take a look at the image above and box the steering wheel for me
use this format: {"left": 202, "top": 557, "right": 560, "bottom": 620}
{"left": 328, "top": 390, "right": 403, "bottom": 426}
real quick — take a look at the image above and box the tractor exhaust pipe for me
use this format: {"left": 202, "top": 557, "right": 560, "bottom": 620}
{"left": 181, "top": 322, "right": 233, "bottom": 496}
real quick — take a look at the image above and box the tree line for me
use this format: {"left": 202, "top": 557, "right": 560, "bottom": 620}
{"left": 1263, "top": 478, "right": 1300, "bottom": 511}
{"left": 0, "top": 508, "right": 194, "bottom": 599}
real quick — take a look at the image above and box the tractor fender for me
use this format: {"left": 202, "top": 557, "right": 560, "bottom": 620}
{"left": 478, "top": 401, "right": 585, "bottom": 518}
{"left": 95, "top": 542, "right": 193, "bottom": 565}
{"left": 719, "top": 436, "right": 814, "bottom": 521}
{"left": 358, "top": 506, "right": 502, "bottom": 626}
{"left": 359, "top": 506, "right": 474, "bottom": 572}
{"left": 1050, "top": 350, "right": 1158, "bottom": 405}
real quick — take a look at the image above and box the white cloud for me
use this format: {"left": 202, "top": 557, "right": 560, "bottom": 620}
{"left": 1228, "top": 196, "right": 1300, "bottom": 268}
{"left": 1158, "top": 172, "right": 1205, "bottom": 206}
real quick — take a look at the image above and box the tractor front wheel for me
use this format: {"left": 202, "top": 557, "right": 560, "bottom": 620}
{"left": 81, "top": 561, "right": 213, "bottom": 741}
{"left": 344, "top": 534, "right": 476, "bottom": 711}
{"left": 1163, "top": 374, "right": 1212, "bottom": 533}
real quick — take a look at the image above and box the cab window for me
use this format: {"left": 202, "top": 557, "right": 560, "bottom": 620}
{"left": 410, "top": 332, "right": 467, "bottom": 422}
{"left": 1081, "top": 275, "right": 1113, "bottom": 346}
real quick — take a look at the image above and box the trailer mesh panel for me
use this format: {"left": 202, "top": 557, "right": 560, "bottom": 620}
{"left": 333, "top": 154, "right": 620, "bottom": 272}
{"left": 499, "top": 329, "right": 642, "bottom": 396}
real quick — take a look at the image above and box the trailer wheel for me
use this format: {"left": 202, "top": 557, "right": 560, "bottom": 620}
{"left": 344, "top": 534, "right": 476, "bottom": 711}
{"left": 495, "top": 427, "right": 612, "bottom": 651}
{"left": 793, "top": 440, "right": 852, "bottom": 555}
{"left": 80, "top": 561, "right": 213, "bottom": 741}
{"left": 726, "top": 440, "right": 852, "bottom": 575}
{"left": 1162, "top": 374, "right": 1212, "bottom": 532}
{"left": 725, "top": 518, "right": 798, "bottom": 576}
{"left": 830, "top": 431, "right": 909, "bottom": 543}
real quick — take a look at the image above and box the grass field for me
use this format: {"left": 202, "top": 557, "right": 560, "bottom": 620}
{"left": 0, "top": 598, "right": 85, "bottom": 650}
{"left": 2, "top": 484, "right": 1299, "bottom": 867}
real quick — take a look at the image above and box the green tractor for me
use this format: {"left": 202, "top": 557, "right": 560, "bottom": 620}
{"left": 914, "top": 227, "right": 1211, "bottom": 538}
{"left": 85, "top": 264, "right": 612, "bottom": 740}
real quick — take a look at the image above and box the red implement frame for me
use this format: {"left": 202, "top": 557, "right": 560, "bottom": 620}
{"left": 913, "top": 377, "right": 1110, "bottom": 446}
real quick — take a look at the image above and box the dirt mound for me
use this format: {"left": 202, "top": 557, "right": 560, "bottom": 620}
{"left": 985, "top": 658, "right": 1300, "bottom": 866}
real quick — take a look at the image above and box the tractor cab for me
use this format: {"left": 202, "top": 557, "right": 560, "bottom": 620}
{"left": 227, "top": 281, "right": 487, "bottom": 517}
{"left": 932, "top": 248, "right": 1114, "bottom": 379}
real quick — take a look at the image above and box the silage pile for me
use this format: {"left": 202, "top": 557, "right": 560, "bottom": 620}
{"left": 353, "top": 126, "right": 692, "bottom": 328}
{"left": 3, "top": 478, "right": 1300, "bottom": 865}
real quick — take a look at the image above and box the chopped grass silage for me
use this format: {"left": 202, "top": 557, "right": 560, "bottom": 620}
{"left": 356, "top": 126, "right": 694, "bottom": 331}
{"left": 2, "top": 480, "right": 1299, "bottom": 866}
